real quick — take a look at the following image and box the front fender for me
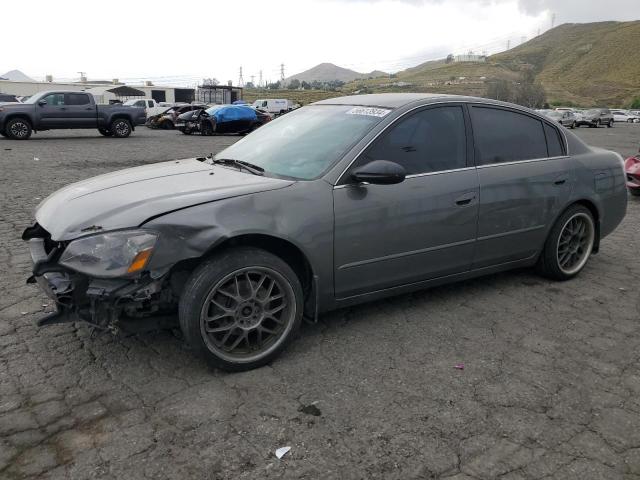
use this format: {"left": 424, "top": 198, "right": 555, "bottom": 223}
{"left": 142, "top": 181, "right": 336, "bottom": 309}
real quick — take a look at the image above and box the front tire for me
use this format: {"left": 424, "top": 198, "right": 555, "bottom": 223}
{"left": 607, "top": 119, "right": 614, "bottom": 128}
{"left": 5, "top": 118, "right": 32, "bottom": 140}
{"left": 537, "top": 205, "right": 596, "bottom": 281}
{"left": 110, "top": 118, "right": 132, "bottom": 138}
{"left": 179, "top": 247, "right": 304, "bottom": 372}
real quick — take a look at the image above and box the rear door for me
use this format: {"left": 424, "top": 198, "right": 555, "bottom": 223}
{"left": 469, "top": 105, "right": 573, "bottom": 268}
{"left": 333, "top": 104, "right": 479, "bottom": 299}
{"left": 63, "top": 93, "right": 96, "bottom": 127}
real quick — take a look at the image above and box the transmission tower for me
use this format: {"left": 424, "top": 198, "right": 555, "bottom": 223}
{"left": 238, "top": 67, "right": 244, "bottom": 87}
{"left": 259, "top": 70, "right": 263, "bottom": 87}
{"left": 280, "top": 63, "right": 285, "bottom": 84}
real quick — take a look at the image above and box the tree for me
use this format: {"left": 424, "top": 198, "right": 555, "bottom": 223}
{"left": 445, "top": 54, "right": 454, "bottom": 64}
{"left": 245, "top": 81, "right": 255, "bottom": 89}
{"left": 301, "top": 81, "right": 311, "bottom": 90}
{"left": 486, "top": 80, "right": 513, "bottom": 102}
{"left": 288, "top": 79, "right": 301, "bottom": 90}
{"left": 630, "top": 97, "right": 640, "bottom": 109}
{"left": 266, "top": 81, "right": 281, "bottom": 90}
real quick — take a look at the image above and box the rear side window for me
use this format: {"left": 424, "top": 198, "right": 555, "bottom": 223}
{"left": 65, "top": 93, "right": 90, "bottom": 105}
{"left": 148, "top": 100, "right": 154, "bottom": 107}
{"left": 471, "top": 107, "right": 547, "bottom": 165}
{"left": 544, "top": 123, "right": 564, "bottom": 157}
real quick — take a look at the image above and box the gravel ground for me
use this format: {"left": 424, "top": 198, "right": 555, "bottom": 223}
{"left": 1, "top": 124, "right": 639, "bottom": 480}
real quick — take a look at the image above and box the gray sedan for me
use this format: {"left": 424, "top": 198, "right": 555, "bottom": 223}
{"left": 23, "top": 94, "right": 628, "bottom": 371}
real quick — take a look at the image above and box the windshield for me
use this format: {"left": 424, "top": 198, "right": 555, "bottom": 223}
{"left": 23, "top": 92, "right": 48, "bottom": 104}
{"left": 214, "top": 105, "right": 387, "bottom": 180}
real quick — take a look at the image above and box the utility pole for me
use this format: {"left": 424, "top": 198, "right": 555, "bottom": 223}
{"left": 506, "top": 39, "right": 511, "bottom": 50}
{"left": 551, "top": 12, "right": 556, "bottom": 29}
{"left": 259, "top": 70, "right": 263, "bottom": 88}
{"left": 238, "top": 67, "right": 244, "bottom": 87}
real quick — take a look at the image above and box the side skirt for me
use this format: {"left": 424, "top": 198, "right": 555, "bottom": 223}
{"left": 331, "top": 254, "right": 538, "bottom": 310}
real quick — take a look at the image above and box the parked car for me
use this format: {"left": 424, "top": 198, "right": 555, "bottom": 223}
{"left": 124, "top": 98, "right": 166, "bottom": 117}
{"left": 0, "top": 93, "right": 20, "bottom": 103}
{"left": 22, "top": 93, "right": 627, "bottom": 371}
{"left": 544, "top": 110, "right": 577, "bottom": 128}
{"left": 625, "top": 149, "right": 640, "bottom": 196}
{"left": 176, "top": 105, "right": 265, "bottom": 135}
{"left": 0, "top": 91, "right": 146, "bottom": 140}
{"left": 611, "top": 110, "right": 640, "bottom": 123}
{"left": 251, "top": 98, "right": 294, "bottom": 116}
{"left": 146, "top": 104, "right": 207, "bottom": 129}
{"left": 576, "top": 108, "right": 614, "bottom": 128}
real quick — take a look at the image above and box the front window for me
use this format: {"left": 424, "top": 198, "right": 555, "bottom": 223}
{"left": 214, "top": 105, "right": 387, "bottom": 180}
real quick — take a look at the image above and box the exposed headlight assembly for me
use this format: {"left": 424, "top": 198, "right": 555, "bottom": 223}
{"left": 59, "top": 230, "right": 158, "bottom": 278}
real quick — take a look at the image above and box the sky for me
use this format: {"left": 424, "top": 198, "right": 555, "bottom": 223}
{"left": 2, "top": 0, "right": 639, "bottom": 87}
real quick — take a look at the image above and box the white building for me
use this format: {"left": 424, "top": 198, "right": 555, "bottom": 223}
{"left": 0, "top": 79, "right": 197, "bottom": 104}
{"left": 453, "top": 54, "right": 486, "bottom": 63}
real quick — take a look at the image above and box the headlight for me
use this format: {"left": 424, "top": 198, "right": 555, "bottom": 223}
{"left": 59, "top": 230, "right": 158, "bottom": 278}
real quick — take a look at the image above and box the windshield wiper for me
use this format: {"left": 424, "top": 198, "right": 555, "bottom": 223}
{"left": 212, "top": 158, "right": 264, "bottom": 176}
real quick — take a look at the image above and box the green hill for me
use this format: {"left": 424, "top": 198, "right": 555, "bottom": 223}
{"left": 245, "top": 21, "right": 640, "bottom": 108}
{"left": 349, "top": 21, "right": 640, "bottom": 107}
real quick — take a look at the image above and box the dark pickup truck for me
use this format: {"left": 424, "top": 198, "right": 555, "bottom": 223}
{"left": 0, "top": 91, "right": 146, "bottom": 140}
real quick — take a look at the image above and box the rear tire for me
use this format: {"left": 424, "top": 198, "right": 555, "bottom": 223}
{"left": 570, "top": 121, "right": 576, "bottom": 129}
{"left": 536, "top": 205, "right": 596, "bottom": 281}
{"left": 110, "top": 118, "right": 132, "bottom": 138}
{"left": 179, "top": 247, "right": 303, "bottom": 372}
{"left": 5, "top": 118, "right": 32, "bottom": 140}
{"left": 607, "top": 119, "right": 613, "bottom": 128}
{"left": 98, "top": 128, "right": 112, "bottom": 137}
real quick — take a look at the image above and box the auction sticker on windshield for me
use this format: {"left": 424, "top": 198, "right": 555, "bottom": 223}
{"left": 346, "top": 107, "right": 391, "bottom": 117}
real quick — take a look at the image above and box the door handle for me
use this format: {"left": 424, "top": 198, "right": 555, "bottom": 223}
{"left": 455, "top": 192, "right": 476, "bottom": 206}
{"left": 553, "top": 178, "right": 567, "bottom": 185}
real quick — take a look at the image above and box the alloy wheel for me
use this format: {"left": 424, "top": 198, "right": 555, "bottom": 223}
{"left": 199, "top": 267, "right": 296, "bottom": 363}
{"left": 114, "top": 121, "right": 130, "bottom": 136}
{"left": 556, "top": 212, "right": 595, "bottom": 275}
{"left": 10, "top": 121, "right": 29, "bottom": 139}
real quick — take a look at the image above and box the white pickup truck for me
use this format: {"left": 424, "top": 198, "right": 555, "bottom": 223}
{"left": 124, "top": 98, "right": 167, "bottom": 117}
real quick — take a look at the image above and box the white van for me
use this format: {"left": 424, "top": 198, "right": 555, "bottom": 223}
{"left": 252, "top": 99, "right": 293, "bottom": 115}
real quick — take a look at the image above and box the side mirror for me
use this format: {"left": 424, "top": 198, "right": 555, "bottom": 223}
{"left": 37, "top": 100, "right": 47, "bottom": 106}
{"left": 351, "top": 160, "right": 406, "bottom": 185}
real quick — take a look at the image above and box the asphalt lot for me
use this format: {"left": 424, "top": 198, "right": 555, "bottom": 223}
{"left": 1, "top": 124, "right": 640, "bottom": 480}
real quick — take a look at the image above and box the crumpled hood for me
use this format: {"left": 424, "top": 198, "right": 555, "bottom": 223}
{"left": 36, "top": 158, "right": 293, "bottom": 240}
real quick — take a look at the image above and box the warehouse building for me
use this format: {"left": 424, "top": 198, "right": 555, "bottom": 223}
{"left": 0, "top": 76, "right": 243, "bottom": 105}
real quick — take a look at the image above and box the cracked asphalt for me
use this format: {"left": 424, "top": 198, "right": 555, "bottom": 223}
{"left": 1, "top": 125, "right": 639, "bottom": 479}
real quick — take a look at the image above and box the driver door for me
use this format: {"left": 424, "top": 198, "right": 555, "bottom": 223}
{"left": 333, "top": 105, "right": 479, "bottom": 299}
{"left": 38, "top": 93, "right": 66, "bottom": 129}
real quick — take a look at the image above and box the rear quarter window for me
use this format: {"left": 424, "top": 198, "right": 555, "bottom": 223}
{"left": 470, "top": 106, "right": 547, "bottom": 165}
{"left": 543, "top": 123, "right": 565, "bottom": 157}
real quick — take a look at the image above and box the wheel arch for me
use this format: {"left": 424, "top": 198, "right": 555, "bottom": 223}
{"left": 170, "top": 233, "right": 317, "bottom": 319}
{"left": 3, "top": 113, "right": 34, "bottom": 128}
{"left": 553, "top": 199, "right": 601, "bottom": 253}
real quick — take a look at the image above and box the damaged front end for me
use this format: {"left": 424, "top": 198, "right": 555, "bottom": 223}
{"left": 23, "top": 223, "right": 179, "bottom": 333}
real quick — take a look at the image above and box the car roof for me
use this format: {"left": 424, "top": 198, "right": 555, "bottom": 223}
{"left": 311, "top": 93, "right": 539, "bottom": 110}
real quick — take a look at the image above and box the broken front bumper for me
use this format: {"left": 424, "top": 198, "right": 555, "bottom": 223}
{"left": 24, "top": 225, "right": 175, "bottom": 330}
